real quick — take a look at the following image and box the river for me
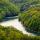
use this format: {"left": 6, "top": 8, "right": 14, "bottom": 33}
{"left": 0, "top": 17, "right": 36, "bottom": 36}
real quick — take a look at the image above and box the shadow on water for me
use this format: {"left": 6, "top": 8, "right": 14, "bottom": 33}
{"left": 0, "top": 16, "right": 18, "bottom": 22}
{"left": 25, "top": 27, "right": 40, "bottom": 36}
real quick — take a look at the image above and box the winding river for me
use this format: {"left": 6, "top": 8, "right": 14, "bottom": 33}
{"left": 0, "top": 16, "right": 36, "bottom": 36}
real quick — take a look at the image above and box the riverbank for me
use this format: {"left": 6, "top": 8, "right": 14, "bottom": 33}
{"left": 0, "top": 17, "right": 36, "bottom": 36}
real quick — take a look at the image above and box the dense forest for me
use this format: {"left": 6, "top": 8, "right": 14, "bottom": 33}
{"left": 0, "top": 0, "right": 40, "bottom": 40}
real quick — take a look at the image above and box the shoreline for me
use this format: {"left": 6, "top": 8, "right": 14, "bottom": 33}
{"left": 0, "top": 17, "right": 36, "bottom": 36}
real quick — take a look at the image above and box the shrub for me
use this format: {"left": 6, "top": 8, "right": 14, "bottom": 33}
{"left": 0, "top": 25, "right": 40, "bottom": 40}
{"left": 19, "top": 6, "right": 40, "bottom": 33}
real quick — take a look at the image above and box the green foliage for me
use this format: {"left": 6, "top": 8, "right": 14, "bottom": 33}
{"left": 0, "top": 0, "right": 40, "bottom": 40}
{"left": 0, "top": 0, "right": 19, "bottom": 21}
{"left": 0, "top": 0, "right": 40, "bottom": 21}
{"left": 0, "top": 25, "right": 40, "bottom": 40}
{"left": 19, "top": 6, "right": 40, "bottom": 33}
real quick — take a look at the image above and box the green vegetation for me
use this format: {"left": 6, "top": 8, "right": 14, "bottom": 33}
{"left": 0, "top": 0, "right": 40, "bottom": 40}
{"left": 19, "top": 6, "right": 40, "bottom": 34}
{"left": 11, "top": 0, "right": 40, "bottom": 7}
{"left": 0, "top": 0, "right": 40, "bottom": 21}
{"left": 0, "top": 0, "right": 19, "bottom": 21}
{"left": 0, "top": 25, "right": 40, "bottom": 40}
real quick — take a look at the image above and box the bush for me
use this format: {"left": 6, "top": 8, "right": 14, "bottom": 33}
{"left": 19, "top": 6, "right": 40, "bottom": 34}
{"left": 0, "top": 0, "right": 19, "bottom": 21}
{"left": 0, "top": 25, "right": 40, "bottom": 40}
